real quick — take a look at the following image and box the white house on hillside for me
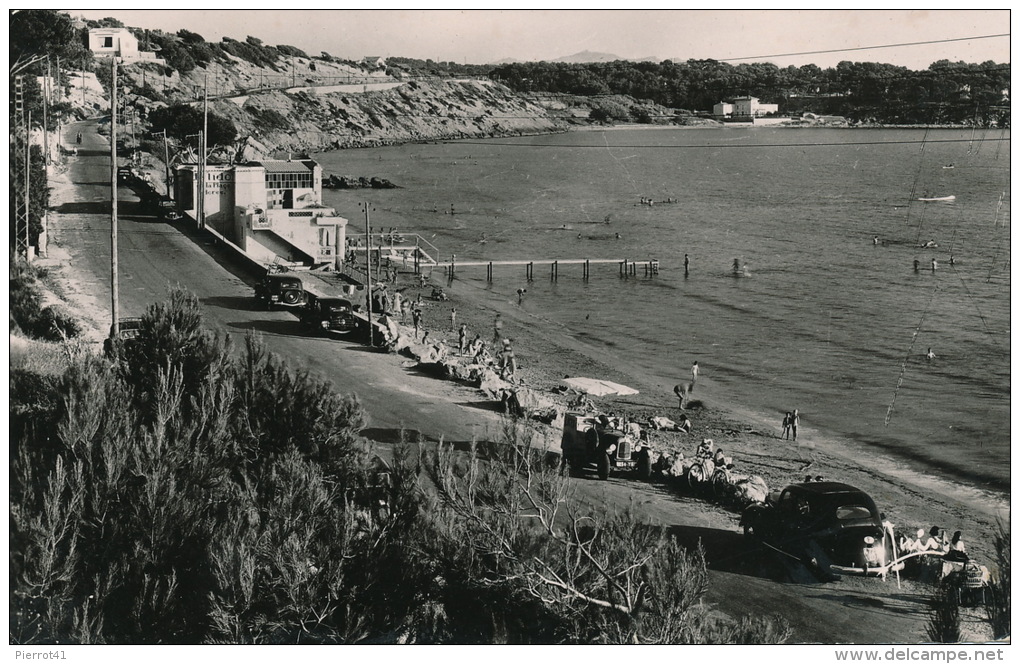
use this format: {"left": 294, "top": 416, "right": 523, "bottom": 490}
{"left": 88, "top": 27, "right": 164, "bottom": 64}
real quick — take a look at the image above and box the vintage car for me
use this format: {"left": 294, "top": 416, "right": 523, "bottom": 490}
{"left": 299, "top": 294, "right": 359, "bottom": 335}
{"left": 560, "top": 412, "right": 652, "bottom": 481}
{"left": 254, "top": 274, "right": 306, "bottom": 309}
{"left": 155, "top": 197, "right": 182, "bottom": 221}
{"left": 102, "top": 317, "right": 144, "bottom": 358}
{"left": 740, "top": 481, "right": 890, "bottom": 573}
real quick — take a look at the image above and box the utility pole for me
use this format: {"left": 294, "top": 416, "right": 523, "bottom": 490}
{"left": 365, "top": 202, "right": 373, "bottom": 343}
{"left": 43, "top": 59, "right": 50, "bottom": 166}
{"left": 110, "top": 57, "right": 120, "bottom": 336}
{"left": 26, "top": 111, "right": 32, "bottom": 260}
{"left": 200, "top": 72, "right": 208, "bottom": 230}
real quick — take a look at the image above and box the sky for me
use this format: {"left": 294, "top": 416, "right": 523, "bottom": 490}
{"left": 68, "top": 8, "right": 1011, "bottom": 69}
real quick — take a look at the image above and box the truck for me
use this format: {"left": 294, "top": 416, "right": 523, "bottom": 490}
{"left": 560, "top": 412, "right": 653, "bottom": 481}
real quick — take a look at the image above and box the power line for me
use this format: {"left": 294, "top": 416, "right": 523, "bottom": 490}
{"left": 717, "top": 33, "right": 1010, "bottom": 63}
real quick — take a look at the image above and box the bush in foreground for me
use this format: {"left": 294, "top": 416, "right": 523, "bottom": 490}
{"left": 11, "top": 287, "right": 789, "bottom": 644}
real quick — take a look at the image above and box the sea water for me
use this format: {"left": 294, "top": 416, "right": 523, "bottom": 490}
{"left": 315, "top": 127, "right": 1011, "bottom": 496}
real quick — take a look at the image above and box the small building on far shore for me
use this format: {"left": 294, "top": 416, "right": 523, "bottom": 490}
{"left": 713, "top": 96, "right": 779, "bottom": 121}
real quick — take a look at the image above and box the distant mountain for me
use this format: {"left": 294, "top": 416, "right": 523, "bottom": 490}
{"left": 551, "top": 50, "right": 624, "bottom": 63}
{"left": 489, "top": 57, "right": 521, "bottom": 65}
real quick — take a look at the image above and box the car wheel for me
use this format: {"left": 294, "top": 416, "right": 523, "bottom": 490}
{"left": 282, "top": 290, "right": 300, "bottom": 305}
{"left": 597, "top": 452, "right": 611, "bottom": 480}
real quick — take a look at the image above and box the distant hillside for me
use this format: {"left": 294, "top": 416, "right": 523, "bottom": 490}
{"left": 551, "top": 50, "right": 624, "bottom": 63}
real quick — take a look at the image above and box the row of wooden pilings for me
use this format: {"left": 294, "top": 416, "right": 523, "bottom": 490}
{"left": 441, "top": 258, "right": 661, "bottom": 282}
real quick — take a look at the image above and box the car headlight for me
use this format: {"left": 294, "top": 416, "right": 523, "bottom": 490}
{"left": 321, "top": 321, "right": 329, "bottom": 328}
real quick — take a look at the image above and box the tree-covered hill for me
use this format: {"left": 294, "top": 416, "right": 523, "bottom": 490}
{"left": 490, "top": 59, "right": 1011, "bottom": 125}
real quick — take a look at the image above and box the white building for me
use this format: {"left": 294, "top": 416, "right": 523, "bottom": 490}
{"left": 175, "top": 159, "right": 349, "bottom": 268}
{"left": 714, "top": 96, "right": 779, "bottom": 119}
{"left": 88, "top": 27, "right": 164, "bottom": 64}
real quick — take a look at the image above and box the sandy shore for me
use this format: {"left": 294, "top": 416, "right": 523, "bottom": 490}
{"left": 392, "top": 262, "right": 1008, "bottom": 571}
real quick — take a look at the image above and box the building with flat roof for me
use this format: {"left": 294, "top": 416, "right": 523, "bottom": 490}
{"left": 88, "top": 27, "right": 164, "bottom": 64}
{"left": 713, "top": 96, "right": 779, "bottom": 120}
{"left": 175, "top": 159, "right": 348, "bottom": 268}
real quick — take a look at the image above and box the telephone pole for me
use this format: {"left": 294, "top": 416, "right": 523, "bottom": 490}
{"left": 110, "top": 57, "right": 120, "bottom": 336}
{"left": 365, "top": 202, "right": 373, "bottom": 343}
{"left": 13, "top": 76, "right": 30, "bottom": 259}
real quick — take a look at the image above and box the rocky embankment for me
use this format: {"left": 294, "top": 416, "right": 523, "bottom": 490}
{"left": 110, "top": 53, "right": 565, "bottom": 157}
{"left": 218, "top": 79, "right": 564, "bottom": 154}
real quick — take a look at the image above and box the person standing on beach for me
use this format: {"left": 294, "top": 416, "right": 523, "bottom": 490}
{"left": 691, "top": 361, "right": 699, "bottom": 390}
{"left": 782, "top": 412, "right": 793, "bottom": 440}
{"left": 684, "top": 253, "right": 690, "bottom": 276}
{"left": 493, "top": 313, "right": 503, "bottom": 344}
{"left": 791, "top": 409, "right": 800, "bottom": 440}
{"left": 517, "top": 288, "right": 526, "bottom": 304}
{"left": 412, "top": 307, "right": 422, "bottom": 339}
{"left": 458, "top": 324, "right": 467, "bottom": 354}
{"left": 450, "top": 307, "right": 457, "bottom": 327}
{"left": 673, "top": 383, "right": 690, "bottom": 410}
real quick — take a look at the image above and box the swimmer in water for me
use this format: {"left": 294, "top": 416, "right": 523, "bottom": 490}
{"left": 926, "top": 348, "right": 936, "bottom": 360}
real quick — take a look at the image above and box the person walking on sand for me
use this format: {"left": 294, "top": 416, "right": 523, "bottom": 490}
{"left": 458, "top": 323, "right": 467, "bottom": 354}
{"left": 781, "top": 412, "right": 793, "bottom": 440}
{"left": 791, "top": 409, "right": 800, "bottom": 441}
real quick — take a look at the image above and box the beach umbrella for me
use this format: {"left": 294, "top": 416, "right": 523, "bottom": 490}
{"left": 562, "top": 377, "right": 639, "bottom": 397}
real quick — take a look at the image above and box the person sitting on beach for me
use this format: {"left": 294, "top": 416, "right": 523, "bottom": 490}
{"left": 924, "top": 527, "right": 946, "bottom": 552}
{"left": 696, "top": 438, "right": 714, "bottom": 460}
{"left": 677, "top": 414, "right": 692, "bottom": 433}
{"left": 943, "top": 531, "right": 968, "bottom": 562}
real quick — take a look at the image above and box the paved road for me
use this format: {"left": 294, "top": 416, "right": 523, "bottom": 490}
{"left": 44, "top": 119, "right": 940, "bottom": 644}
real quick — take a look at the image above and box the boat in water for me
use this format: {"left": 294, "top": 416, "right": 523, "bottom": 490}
{"left": 917, "top": 195, "right": 956, "bottom": 202}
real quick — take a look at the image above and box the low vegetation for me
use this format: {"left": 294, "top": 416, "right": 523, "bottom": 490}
{"left": 10, "top": 287, "right": 791, "bottom": 644}
{"left": 10, "top": 260, "right": 81, "bottom": 342}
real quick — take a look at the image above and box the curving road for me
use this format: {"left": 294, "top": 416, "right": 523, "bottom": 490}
{"left": 43, "top": 119, "right": 944, "bottom": 644}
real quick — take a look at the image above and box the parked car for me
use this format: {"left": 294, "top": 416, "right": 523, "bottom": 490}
{"left": 117, "top": 166, "right": 134, "bottom": 183}
{"left": 299, "top": 293, "right": 359, "bottom": 335}
{"left": 155, "top": 197, "right": 181, "bottom": 221}
{"left": 254, "top": 274, "right": 306, "bottom": 309}
{"left": 560, "top": 412, "right": 652, "bottom": 481}
{"left": 740, "top": 481, "right": 888, "bottom": 572}
{"left": 103, "top": 317, "right": 143, "bottom": 358}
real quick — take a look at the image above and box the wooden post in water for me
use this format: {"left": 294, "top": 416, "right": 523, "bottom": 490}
{"left": 487, "top": 261, "right": 493, "bottom": 282}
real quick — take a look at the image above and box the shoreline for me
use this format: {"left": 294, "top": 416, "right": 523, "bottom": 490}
{"left": 390, "top": 259, "right": 1008, "bottom": 566}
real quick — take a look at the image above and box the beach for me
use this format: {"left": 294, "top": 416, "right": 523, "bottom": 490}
{"left": 35, "top": 119, "right": 1007, "bottom": 641}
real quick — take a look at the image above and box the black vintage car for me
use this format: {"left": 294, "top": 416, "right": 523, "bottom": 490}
{"left": 254, "top": 274, "right": 306, "bottom": 309}
{"left": 102, "top": 317, "right": 144, "bottom": 358}
{"left": 740, "top": 482, "right": 888, "bottom": 573}
{"left": 299, "top": 294, "right": 359, "bottom": 335}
